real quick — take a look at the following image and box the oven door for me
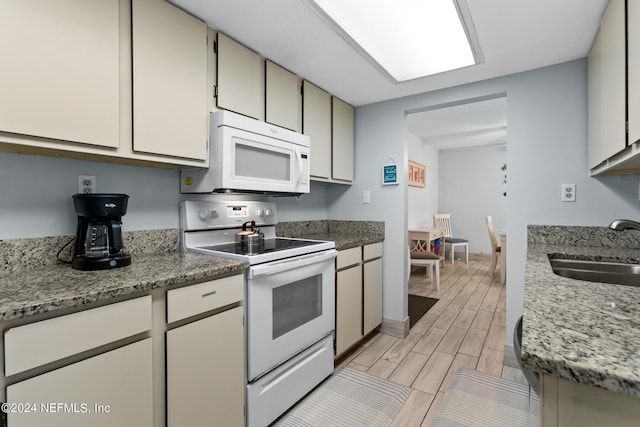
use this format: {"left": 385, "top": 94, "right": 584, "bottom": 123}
{"left": 246, "top": 249, "right": 336, "bottom": 381}
{"left": 219, "top": 125, "right": 310, "bottom": 194}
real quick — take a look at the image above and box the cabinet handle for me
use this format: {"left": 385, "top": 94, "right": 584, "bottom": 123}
{"left": 201, "top": 290, "right": 217, "bottom": 298}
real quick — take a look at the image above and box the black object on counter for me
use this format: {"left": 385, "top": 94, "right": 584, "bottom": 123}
{"left": 71, "top": 193, "right": 131, "bottom": 271}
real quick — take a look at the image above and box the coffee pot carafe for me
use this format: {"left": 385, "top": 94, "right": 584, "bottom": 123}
{"left": 71, "top": 193, "right": 131, "bottom": 271}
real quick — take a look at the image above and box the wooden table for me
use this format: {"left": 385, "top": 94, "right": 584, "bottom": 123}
{"left": 408, "top": 227, "right": 445, "bottom": 255}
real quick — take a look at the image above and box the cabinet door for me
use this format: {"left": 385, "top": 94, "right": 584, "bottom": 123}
{"left": 167, "top": 306, "right": 245, "bottom": 427}
{"left": 303, "top": 81, "right": 332, "bottom": 180}
{"left": 332, "top": 97, "right": 354, "bottom": 182}
{"left": 266, "top": 60, "right": 301, "bottom": 132}
{"left": 363, "top": 258, "right": 383, "bottom": 335}
{"left": 132, "top": 0, "right": 208, "bottom": 161}
{"left": 335, "top": 265, "right": 363, "bottom": 356}
{"left": 217, "top": 33, "right": 263, "bottom": 120}
{"left": 588, "top": 0, "right": 626, "bottom": 168}
{"left": 0, "top": 0, "right": 120, "bottom": 148}
{"left": 7, "top": 339, "right": 153, "bottom": 427}
{"left": 629, "top": 0, "right": 640, "bottom": 145}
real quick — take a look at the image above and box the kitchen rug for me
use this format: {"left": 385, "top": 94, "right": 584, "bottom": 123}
{"left": 272, "top": 367, "right": 411, "bottom": 427}
{"left": 408, "top": 294, "right": 438, "bottom": 328}
{"left": 429, "top": 368, "right": 539, "bottom": 427}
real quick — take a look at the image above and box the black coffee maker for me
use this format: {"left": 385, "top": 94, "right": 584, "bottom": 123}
{"left": 71, "top": 193, "right": 131, "bottom": 271}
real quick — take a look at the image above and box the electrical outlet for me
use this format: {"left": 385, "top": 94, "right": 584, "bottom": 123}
{"left": 362, "top": 190, "right": 371, "bottom": 204}
{"left": 561, "top": 184, "right": 576, "bottom": 202}
{"left": 78, "top": 175, "right": 96, "bottom": 194}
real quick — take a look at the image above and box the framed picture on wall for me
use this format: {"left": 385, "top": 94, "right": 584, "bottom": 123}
{"left": 408, "top": 161, "right": 425, "bottom": 187}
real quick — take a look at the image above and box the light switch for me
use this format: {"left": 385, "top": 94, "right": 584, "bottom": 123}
{"left": 561, "top": 184, "right": 576, "bottom": 202}
{"left": 362, "top": 190, "right": 371, "bottom": 204}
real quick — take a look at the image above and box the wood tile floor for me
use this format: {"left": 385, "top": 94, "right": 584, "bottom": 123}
{"left": 337, "top": 253, "right": 511, "bottom": 426}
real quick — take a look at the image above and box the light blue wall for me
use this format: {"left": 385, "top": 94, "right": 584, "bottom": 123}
{"left": 327, "top": 59, "right": 640, "bottom": 344}
{"left": 0, "top": 153, "right": 181, "bottom": 239}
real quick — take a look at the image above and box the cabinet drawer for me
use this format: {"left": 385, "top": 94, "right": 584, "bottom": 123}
{"left": 363, "top": 242, "right": 383, "bottom": 261}
{"left": 4, "top": 295, "right": 152, "bottom": 376}
{"left": 336, "top": 247, "right": 361, "bottom": 270}
{"left": 167, "top": 274, "right": 244, "bottom": 323}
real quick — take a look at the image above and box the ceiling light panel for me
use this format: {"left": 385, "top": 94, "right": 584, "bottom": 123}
{"left": 310, "top": 0, "right": 477, "bottom": 82}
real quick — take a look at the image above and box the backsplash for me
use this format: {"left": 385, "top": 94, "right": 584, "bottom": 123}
{"left": 527, "top": 225, "right": 640, "bottom": 249}
{"left": 277, "top": 220, "right": 385, "bottom": 238}
{"left": 0, "top": 229, "right": 179, "bottom": 273}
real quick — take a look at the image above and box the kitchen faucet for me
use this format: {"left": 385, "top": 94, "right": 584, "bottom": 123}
{"left": 609, "top": 219, "right": 640, "bottom": 231}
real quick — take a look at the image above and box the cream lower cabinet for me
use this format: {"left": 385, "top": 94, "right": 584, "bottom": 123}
{"left": 335, "top": 247, "right": 363, "bottom": 357}
{"left": 166, "top": 275, "right": 245, "bottom": 427}
{"left": 7, "top": 339, "right": 153, "bottom": 427}
{"left": 335, "top": 243, "right": 384, "bottom": 358}
{"left": 540, "top": 374, "right": 640, "bottom": 427}
{"left": 363, "top": 243, "right": 383, "bottom": 335}
{"left": 4, "top": 296, "right": 153, "bottom": 427}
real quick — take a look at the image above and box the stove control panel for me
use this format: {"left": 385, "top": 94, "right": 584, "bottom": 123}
{"left": 180, "top": 200, "right": 278, "bottom": 230}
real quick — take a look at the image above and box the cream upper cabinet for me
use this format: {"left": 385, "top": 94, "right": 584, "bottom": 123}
{"left": 588, "top": 0, "right": 626, "bottom": 169}
{"left": 266, "top": 60, "right": 301, "bottom": 132}
{"left": 303, "top": 81, "right": 332, "bottom": 180}
{"left": 132, "top": 0, "right": 208, "bottom": 161}
{"left": 0, "top": 0, "right": 120, "bottom": 148}
{"left": 628, "top": 0, "right": 640, "bottom": 145}
{"left": 216, "top": 33, "right": 263, "bottom": 120}
{"left": 332, "top": 97, "right": 354, "bottom": 182}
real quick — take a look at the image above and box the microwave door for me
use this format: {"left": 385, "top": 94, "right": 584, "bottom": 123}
{"left": 223, "top": 130, "right": 297, "bottom": 193}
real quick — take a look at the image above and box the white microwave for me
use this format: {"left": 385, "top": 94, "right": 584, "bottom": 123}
{"left": 181, "top": 111, "right": 310, "bottom": 195}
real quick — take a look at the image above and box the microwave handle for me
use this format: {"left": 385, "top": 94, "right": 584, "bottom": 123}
{"left": 295, "top": 147, "right": 304, "bottom": 186}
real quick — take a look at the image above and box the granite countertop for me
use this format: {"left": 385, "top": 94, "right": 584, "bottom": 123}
{"left": 522, "top": 225, "right": 640, "bottom": 398}
{"left": 277, "top": 220, "right": 385, "bottom": 250}
{"left": 0, "top": 252, "right": 247, "bottom": 322}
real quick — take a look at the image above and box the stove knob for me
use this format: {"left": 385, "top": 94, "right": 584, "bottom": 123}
{"left": 210, "top": 209, "right": 219, "bottom": 219}
{"left": 257, "top": 209, "right": 265, "bottom": 217}
{"left": 198, "top": 209, "right": 209, "bottom": 220}
{"left": 265, "top": 209, "right": 273, "bottom": 217}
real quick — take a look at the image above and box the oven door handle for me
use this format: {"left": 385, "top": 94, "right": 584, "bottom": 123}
{"left": 248, "top": 250, "right": 337, "bottom": 278}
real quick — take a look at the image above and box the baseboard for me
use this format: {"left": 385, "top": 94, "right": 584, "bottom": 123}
{"left": 503, "top": 344, "right": 519, "bottom": 369}
{"left": 380, "top": 316, "right": 409, "bottom": 339}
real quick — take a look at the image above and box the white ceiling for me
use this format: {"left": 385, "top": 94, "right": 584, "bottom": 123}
{"left": 170, "top": 0, "right": 608, "bottom": 148}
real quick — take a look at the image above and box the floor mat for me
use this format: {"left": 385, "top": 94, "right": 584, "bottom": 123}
{"left": 272, "top": 367, "right": 411, "bottom": 427}
{"left": 429, "top": 368, "right": 539, "bottom": 427}
{"left": 408, "top": 294, "right": 438, "bottom": 328}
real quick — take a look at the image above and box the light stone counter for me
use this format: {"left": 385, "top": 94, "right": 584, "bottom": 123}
{"left": 277, "top": 220, "right": 385, "bottom": 250}
{"left": 522, "top": 225, "right": 640, "bottom": 398}
{"left": 0, "top": 229, "right": 247, "bottom": 321}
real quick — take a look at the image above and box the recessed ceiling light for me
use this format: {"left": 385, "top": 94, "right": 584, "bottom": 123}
{"left": 306, "top": 0, "right": 481, "bottom": 82}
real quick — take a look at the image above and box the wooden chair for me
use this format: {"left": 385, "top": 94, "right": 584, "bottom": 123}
{"left": 408, "top": 231, "right": 440, "bottom": 290}
{"left": 486, "top": 215, "right": 501, "bottom": 278}
{"left": 433, "top": 213, "right": 469, "bottom": 264}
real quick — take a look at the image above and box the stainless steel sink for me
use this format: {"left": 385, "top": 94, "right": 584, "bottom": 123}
{"left": 549, "top": 258, "right": 640, "bottom": 287}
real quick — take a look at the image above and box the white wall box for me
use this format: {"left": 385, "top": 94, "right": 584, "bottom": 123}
{"left": 132, "top": 0, "right": 208, "bottom": 161}
{"left": 332, "top": 97, "right": 355, "bottom": 183}
{"left": 7, "top": 339, "right": 153, "bottom": 427}
{"left": 589, "top": 0, "right": 640, "bottom": 174}
{"left": 266, "top": 60, "right": 301, "bottom": 132}
{"left": 216, "top": 33, "right": 263, "bottom": 120}
{"left": 303, "top": 81, "right": 333, "bottom": 180}
{"left": 0, "top": 0, "right": 209, "bottom": 168}
{"left": 0, "top": 0, "right": 120, "bottom": 148}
